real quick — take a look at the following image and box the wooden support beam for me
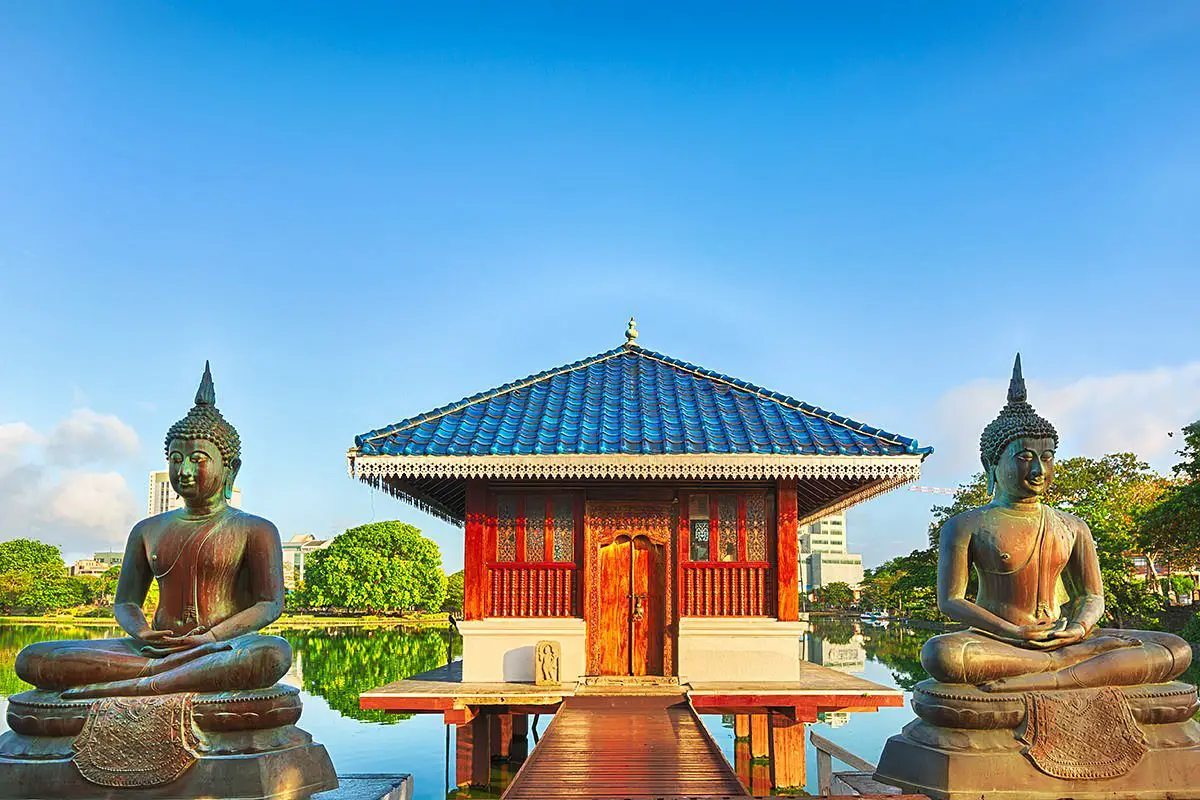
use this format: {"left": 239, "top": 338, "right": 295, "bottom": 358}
{"left": 464, "top": 479, "right": 488, "bottom": 620}
{"left": 769, "top": 712, "right": 806, "bottom": 791}
{"left": 734, "top": 738, "right": 751, "bottom": 788}
{"left": 443, "top": 707, "right": 476, "bottom": 725}
{"left": 750, "top": 713, "right": 770, "bottom": 760}
{"left": 489, "top": 713, "right": 512, "bottom": 761}
{"left": 776, "top": 478, "right": 799, "bottom": 621}
{"left": 751, "top": 760, "right": 772, "bottom": 796}
{"left": 455, "top": 712, "right": 491, "bottom": 788}
{"left": 510, "top": 713, "right": 529, "bottom": 761}
{"left": 734, "top": 713, "right": 750, "bottom": 739}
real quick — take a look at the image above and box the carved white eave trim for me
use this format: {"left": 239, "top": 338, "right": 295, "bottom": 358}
{"left": 346, "top": 452, "right": 925, "bottom": 482}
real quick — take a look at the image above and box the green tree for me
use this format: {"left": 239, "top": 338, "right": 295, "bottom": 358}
{"left": 1043, "top": 453, "right": 1166, "bottom": 627}
{"left": 302, "top": 521, "right": 447, "bottom": 614}
{"left": 95, "top": 565, "right": 121, "bottom": 605}
{"left": 442, "top": 570, "right": 464, "bottom": 616}
{"left": 813, "top": 581, "right": 854, "bottom": 610}
{"left": 0, "top": 539, "right": 71, "bottom": 612}
{"left": 0, "top": 538, "right": 66, "bottom": 577}
{"left": 1141, "top": 421, "right": 1200, "bottom": 569}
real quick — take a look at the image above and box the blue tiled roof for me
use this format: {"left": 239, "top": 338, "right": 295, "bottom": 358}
{"left": 354, "top": 345, "right": 931, "bottom": 458}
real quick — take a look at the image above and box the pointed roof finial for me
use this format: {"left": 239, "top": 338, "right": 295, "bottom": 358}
{"left": 195, "top": 360, "right": 216, "bottom": 407}
{"left": 1007, "top": 353, "right": 1026, "bottom": 405}
{"left": 625, "top": 316, "right": 639, "bottom": 347}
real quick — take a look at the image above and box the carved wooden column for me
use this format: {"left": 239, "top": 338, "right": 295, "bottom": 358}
{"left": 775, "top": 479, "right": 799, "bottom": 621}
{"left": 464, "top": 480, "right": 487, "bottom": 620}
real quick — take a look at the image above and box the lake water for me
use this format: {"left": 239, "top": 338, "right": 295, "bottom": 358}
{"left": 3, "top": 620, "right": 1193, "bottom": 797}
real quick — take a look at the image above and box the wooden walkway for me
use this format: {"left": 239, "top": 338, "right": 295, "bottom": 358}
{"left": 501, "top": 694, "right": 748, "bottom": 800}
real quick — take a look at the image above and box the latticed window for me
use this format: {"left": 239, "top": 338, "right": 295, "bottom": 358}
{"left": 745, "top": 493, "right": 768, "bottom": 561}
{"left": 493, "top": 494, "right": 577, "bottom": 563}
{"left": 688, "top": 494, "right": 710, "bottom": 561}
{"left": 552, "top": 496, "right": 574, "bottom": 562}
{"left": 685, "top": 491, "right": 774, "bottom": 563}
{"left": 496, "top": 496, "right": 519, "bottom": 562}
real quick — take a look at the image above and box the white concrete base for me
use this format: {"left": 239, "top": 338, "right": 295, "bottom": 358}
{"left": 458, "top": 618, "right": 586, "bottom": 683}
{"left": 677, "top": 618, "right": 804, "bottom": 683}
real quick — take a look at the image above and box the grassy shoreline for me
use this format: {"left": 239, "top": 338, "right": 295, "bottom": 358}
{"left": 0, "top": 613, "right": 454, "bottom": 628}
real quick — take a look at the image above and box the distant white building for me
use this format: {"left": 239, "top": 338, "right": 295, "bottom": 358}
{"left": 148, "top": 470, "right": 241, "bottom": 516}
{"left": 69, "top": 559, "right": 111, "bottom": 578}
{"left": 281, "top": 534, "right": 332, "bottom": 590}
{"left": 799, "top": 511, "right": 864, "bottom": 593}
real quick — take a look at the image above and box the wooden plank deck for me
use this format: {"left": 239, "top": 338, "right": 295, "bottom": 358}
{"left": 687, "top": 662, "right": 903, "bottom": 718}
{"left": 501, "top": 694, "right": 748, "bottom": 800}
{"left": 360, "top": 661, "right": 574, "bottom": 715}
{"left": 359, "top": 660, "right": 900, "bottom": 718}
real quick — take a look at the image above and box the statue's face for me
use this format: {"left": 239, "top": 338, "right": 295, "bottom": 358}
{"left": 168, "top": 438, "right": 227, "bottom": 502}
{"left": 993, "top": 436, "right": 1056, "bottom": 499}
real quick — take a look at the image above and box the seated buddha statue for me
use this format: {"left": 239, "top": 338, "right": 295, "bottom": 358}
{"left": 15, "top": 363, "right": 292, "bottom": 699}
{"left": 920, "top": 356, "right": 1191, "bottom": 692}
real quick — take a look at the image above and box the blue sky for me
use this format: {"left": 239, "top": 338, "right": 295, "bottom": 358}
{"left": 1, "top": 3, "right": 1198, "bottom": 570}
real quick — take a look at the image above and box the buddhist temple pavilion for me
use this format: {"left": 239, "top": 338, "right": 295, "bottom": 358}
{"left": 347, "top": 322, "right": 931, "bottom": 686}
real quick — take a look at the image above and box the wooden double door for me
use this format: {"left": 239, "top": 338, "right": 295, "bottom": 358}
{"left": 597, "top": 534, "right": 665, "bottom": 676}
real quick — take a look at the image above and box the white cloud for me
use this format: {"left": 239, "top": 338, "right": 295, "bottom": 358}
{"left": 0, "top": 422, "right": 43, "bottom": 472}
{"left": 44, "top": 471, "right": 139, "bottom": 535}
{"left": 925, "top": 361, "right": 1200, "bottom": 484}
{"left": 0, "top": 410, "right": 141, "bottom": 558}
{"left": 44, "top": 408, "right": 139, "bottom": 467}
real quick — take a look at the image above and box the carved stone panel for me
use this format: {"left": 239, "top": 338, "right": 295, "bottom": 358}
{"left": 535, "top": 640, "right": 561, "bottom": 686}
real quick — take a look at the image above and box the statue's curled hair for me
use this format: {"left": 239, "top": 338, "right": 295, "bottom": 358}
{"left": 164, "top": 362, "right": 241, "bottom": 464}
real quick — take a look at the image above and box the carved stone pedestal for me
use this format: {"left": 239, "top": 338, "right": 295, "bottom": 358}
{"left": 875, "top": 680, "right": 1200, "bottom": 800}
{"left": 0, "top": 686, "right": 338, "bottom": 800}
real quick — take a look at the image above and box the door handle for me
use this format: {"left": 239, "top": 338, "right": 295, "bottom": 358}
{"left": 632, "top": 593, "right": 646, "bottom": 620}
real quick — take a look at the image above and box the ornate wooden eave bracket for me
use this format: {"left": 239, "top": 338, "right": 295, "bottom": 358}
{"left": 346, "top": 452, "right": 925, "bottom": 482}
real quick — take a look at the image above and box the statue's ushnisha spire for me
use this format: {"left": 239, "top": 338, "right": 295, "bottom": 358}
{"left": 979, "top": 353, "right": 1058, "bottom": 467}
{"left": 195, "top": 360, "right": 217, "bottom": 407}
{"left": 165, "top": 360, "right": 241, "bottom": 462}
{"left": 1007, "top": 353, "right": 1026, "bottom": 405}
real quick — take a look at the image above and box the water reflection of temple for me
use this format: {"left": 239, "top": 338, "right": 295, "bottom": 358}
{"left": 348, "top": 326, "right": 929, "bottom": 796}
{"left": 804, "top": 629, "right": 867, "bottom": 674}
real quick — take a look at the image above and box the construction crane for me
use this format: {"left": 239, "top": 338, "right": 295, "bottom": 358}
{"left": 907, "top": 486, "right": 960, "bottom": 496}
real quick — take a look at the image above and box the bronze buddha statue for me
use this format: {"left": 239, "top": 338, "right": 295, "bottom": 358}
{"left": 16, "top": 363, "right": 292, "bottom": 698}
{"left": 876, "top": 356, "right": 1200, "bottom": 800}
{"left": 921, "top": 355, "right": 1191, "bottom": 691}
{"left": 1, "top": 364, "right": 336, "bottom": 799}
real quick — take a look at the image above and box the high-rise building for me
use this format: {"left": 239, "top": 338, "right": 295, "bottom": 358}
{"left": 799, "top": 510, "right": 864, "bottom": 593}
{"left": 148, "top": 470, "right": 241, "bottom": 516}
